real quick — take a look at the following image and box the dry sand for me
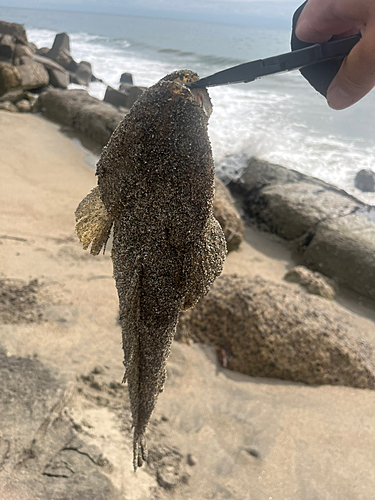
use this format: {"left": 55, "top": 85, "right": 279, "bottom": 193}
{"left": 1, "top": 111, "right": 375, "bottom": 499}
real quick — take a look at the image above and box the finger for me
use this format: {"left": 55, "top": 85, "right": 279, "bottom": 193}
{"left": 296, "top": 0, "right": 356, "bottom": 43}
{"left": 327, "top": 24, "right": 375, "bottom": 109}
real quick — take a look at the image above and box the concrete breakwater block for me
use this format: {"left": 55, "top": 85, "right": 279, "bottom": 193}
{"left": 104, "top": 84, "right": 146, "bottom": 110}
{"left": 226, "top": 156, "right": 375, "bottom": 300}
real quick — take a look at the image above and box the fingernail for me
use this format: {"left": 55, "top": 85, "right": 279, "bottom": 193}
{"left": 327, "top": 85, "right": 354, "bottom": 110}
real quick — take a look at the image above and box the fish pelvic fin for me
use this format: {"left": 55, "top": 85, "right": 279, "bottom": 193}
{"left": 182, "top": 214, "right": 227, "bottom": 310}
{"left": 75, "top": 186, "right": 114, "bottom": 255}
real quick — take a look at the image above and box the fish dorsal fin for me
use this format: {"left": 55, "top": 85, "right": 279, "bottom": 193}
{"left": 75, "top": 186, "right": 114, "bottom": 255}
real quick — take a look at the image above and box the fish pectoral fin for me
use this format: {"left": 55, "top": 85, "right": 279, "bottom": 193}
{"left": 75, "top": 186, "right": 114, "bottom": 256}
{"left": 133, "top": 432, "right": 148, "bottom": 471}
{"left": 182, "top": 215, "right": 227, "bottom": 310}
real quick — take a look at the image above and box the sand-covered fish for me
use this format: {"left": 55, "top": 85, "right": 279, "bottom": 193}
{"left": 75, "top": 69, "right": 226, "bottom": 469}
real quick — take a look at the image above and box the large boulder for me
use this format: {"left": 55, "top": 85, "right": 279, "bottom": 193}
{"left": 248, "top": 182, "right": 359, "bottom": 240}
{"left": 74, "top": 101, "right": 126, "bottom": 147}
{"left": 227, "top": 156, "right": 302, "bottom": 195}
{"left": 17, "top": 59, "right": 49, "bottom": 90}
{"left": 355, "top": 169, "right": 375, "bottom": 192}
{"left": 213, "top": 178, "right": 244, "bottom": 251}
{"left": 0, "top": 34, "right": 15, "bottom": 61}
{"left": 0, "top": 62, "right": 21, "bottom": 95}
{"left": 38, "top": 88, "right": 125, "bottom": 147}
{"left": 225, "top": 155, "right": 375, "bottom": 300}
{"left": 177, "top": 274, "right": 375, "bottom": 389}
{"left": 73, "top": 60, "right": 92, "bottom": 86}
{"left": 13, "top": 42, "right": 34, "bottom": 64}
{"left": 303, "top": 213, "right": 375, "bottom": 300}
{"left": 0, "top": 21, "right": 28, "bottom": 44}
{"left": 33, "top": 54, "right": 69, "bottom": 89}
{"left": 38, "top": 88, "right": 94, "bottom": 126}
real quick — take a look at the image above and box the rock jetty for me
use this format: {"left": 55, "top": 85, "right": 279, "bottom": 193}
{"left": 225, "top": 156, "right": 375, "bottom": 300}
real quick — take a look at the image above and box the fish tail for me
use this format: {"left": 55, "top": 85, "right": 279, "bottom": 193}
{"left": 75, "top": 186, "right": 114, "bottom": 255}
{"left": 133, "top": 431, "right": 148, "bottom": 471}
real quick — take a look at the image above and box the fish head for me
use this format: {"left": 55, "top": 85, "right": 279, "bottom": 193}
{"left": 156, "top": 69, "right": 213, "bottom": 119}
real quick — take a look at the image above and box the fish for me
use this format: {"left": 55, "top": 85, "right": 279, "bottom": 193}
{"left": 75, "top": 69, "right": 227, "bottom": 470}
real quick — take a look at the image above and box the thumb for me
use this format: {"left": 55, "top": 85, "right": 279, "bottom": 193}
{"left": 327, "top": 27, "right": 375, "bottom": 109}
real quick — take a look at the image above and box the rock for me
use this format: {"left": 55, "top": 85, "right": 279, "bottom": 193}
{"left": 38, "top": 88, "right": 93, "bottom": 126}
{"left": 13, "top": 42, "right": 33, "bottom": 62}
{"left": 187, "top": 453, "right": 197, "bottom": 466}
{"left": 246, "top": 182, "right": 359, "bottom": 240}
{"left": 0, "top": 34, "right": 15, "bottom": 61}
{"left": 15, "top": 98, "right": 31, "bottom": 112}
{"left": 103, "top": 85, "right": 129, "bottom": 109}
{"left": 120, "top": 72, "right": 133, "bottom": 84}
{"left": 38, "top": 88, "right": 125, "bottom": 147}
{"left": 91, "top": 73, "right": 103, "bottom": 83}
{"left": 49, "top": 67, "right": 69, "bottom": 89}
{"left": 148, "top": 445, "right": 188, "bottom": 490}
{"left": 32, "top": 54, "right": 70, "bottom": 88}
{"left": 104, "top": 84, "right": 146, "bottom": 111}
{"left": 36, "top": 46, "right": 50, "bottom": 57}
{"left": 17, "top": 60, "right": 49, "bottom": 90}
{"left": 0, "top": 88, "right": 35, "bottom": 104}
{"left": 224, "top": 155, "right": 375, "bottom": 302}
{"left": 28, "top": 42, "right": 37, "bottom": 53}
{"left": 0, "top": 21, "right": 28, "bottom": 44}
{"left": 355, "top": 169, "right": 375, "bottom": 192}
{"left": 213, "top": 178, "right": 244, "bottom": 251}
{"left": 18, "top": 55, "right": 34, "bottom": 65}
{"left": 47, "top": 32, "right": 78, "bottom": 72}
{"left": 0, "top": 62, "right": 21, "bottom": 95}
{"left": 284, "top": 266, "right": 336, "bottom": 300}
{"left": 118, "top": 83, "right": 146, "bottom": 108}
{"left": 74, "top": 60, "right": 92, "bottom": 86}
{"left": 228, "top": 156, "right": 302, "bottom": 196}
{"left": 178, "top": 274, "right": 375, "bottom": 389}
{"left": 303, "top": 213, "right": 375, "bottom": 300}
{"left": 74, "top": 100, "right": 126, "bottom": 147}
{"left": 0, "top": 101, "right": 18, "bottom": 112}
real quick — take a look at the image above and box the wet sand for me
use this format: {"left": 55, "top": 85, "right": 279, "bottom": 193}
{"left": 1, "top": 111, "right": 375, "bottom": 499}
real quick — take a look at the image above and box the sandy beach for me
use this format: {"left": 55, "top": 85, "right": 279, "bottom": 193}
{"left": 1, "top": 111, "right": 375, "bottom": 499}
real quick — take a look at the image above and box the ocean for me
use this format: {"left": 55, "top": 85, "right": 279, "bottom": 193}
{"left": 2, "top": 5, "right": 375, "bottom": 205}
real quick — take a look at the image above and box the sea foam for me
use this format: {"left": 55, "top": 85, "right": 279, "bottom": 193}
{"left": 28, "top": 27, "right": 375, "bottom": 205}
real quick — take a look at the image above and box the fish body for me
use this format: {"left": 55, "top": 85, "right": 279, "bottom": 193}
{"left": 75, "top": 70, "right": 226, "bottom": 469}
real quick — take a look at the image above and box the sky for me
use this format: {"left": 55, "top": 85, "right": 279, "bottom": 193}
{"left": 0, "top": 0, "right": 303, "bottom": 28}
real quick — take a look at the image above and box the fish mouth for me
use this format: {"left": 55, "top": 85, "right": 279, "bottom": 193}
{"left": 190, "top": 88, "right": 213, "bottom": 117}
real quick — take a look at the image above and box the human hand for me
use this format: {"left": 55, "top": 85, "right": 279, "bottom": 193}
{"left": 295, "top": 0, "right": 375, "bottom": 110}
